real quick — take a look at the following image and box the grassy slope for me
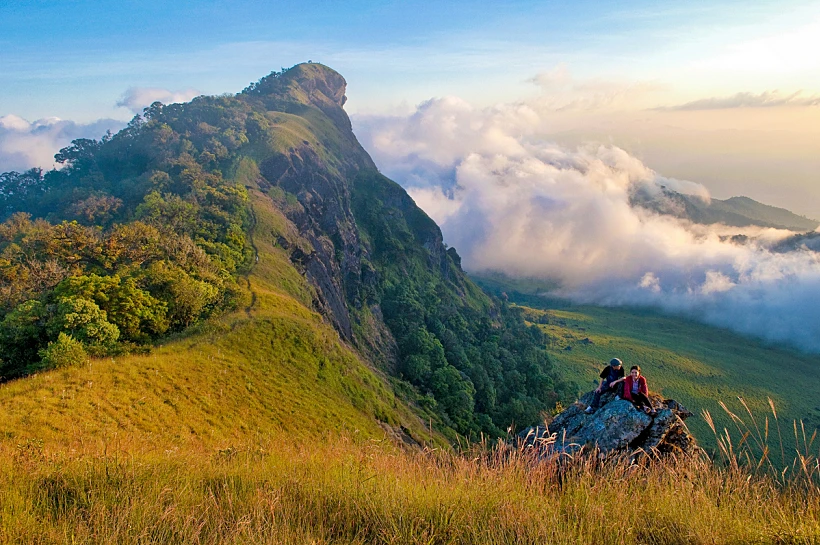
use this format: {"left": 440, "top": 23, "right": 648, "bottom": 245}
{"left": 516, "top": 300, "right": 820, "bottom": 457}
{"left": 0, "top": 188, "right": 435, "bottom": 454}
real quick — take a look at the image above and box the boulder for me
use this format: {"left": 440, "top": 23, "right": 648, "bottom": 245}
{"left": 518, "top": 390, "right": 701, "bottom": 458}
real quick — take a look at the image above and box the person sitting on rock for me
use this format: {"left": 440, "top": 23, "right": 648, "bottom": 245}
{"left": 611, "top": 365, "right": 657, "bottom": 416}
{"left": 584, "top": 358, "right": 625, "bottom": 414}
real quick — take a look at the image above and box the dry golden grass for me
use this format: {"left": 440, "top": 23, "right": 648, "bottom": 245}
{"left": 1, "top": 431, "right": 818, "bottom": 544}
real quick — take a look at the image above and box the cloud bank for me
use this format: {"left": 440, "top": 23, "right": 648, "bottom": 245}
{"left": 660, "top": 90, "right": 820, "bottom": 111}
{"left": 528, "top": 66, "right": 664, "bottom": 112}
{"left": 354, "top": 97, "right": 820, "bottom": 353}
{"left": 0, "top": 115, "right": 124, "bottom": 172}
{"left": 117, "top": 87, "right": 200, "bottom": 114}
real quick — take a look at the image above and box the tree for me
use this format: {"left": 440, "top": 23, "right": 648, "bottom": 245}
{"left": 430, "top": 365, "right": 476, "bottom": 432}
{"left": 140, "top": 262, "right": 218, "bottom": 328}
{"left": 0, "top": 299, "right": 48, "bottom": 378}
{"left": 68, "top": 194, "right": 123, "bottom": 225}
{"left": 54, "top": 138, "right": 101, "bottom": 168}
{"left": 48, "top": 296, "right": 120, "bottom": 350}
{"left": 53, "top": 274, "right": 168, "bottom": 343}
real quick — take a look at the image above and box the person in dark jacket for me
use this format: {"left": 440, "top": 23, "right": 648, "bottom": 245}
{"left": 611, "top": 365, "right": 656, "bottom": 416}
{"left": 584, "top": 358, "right": 625, "bottom": 414}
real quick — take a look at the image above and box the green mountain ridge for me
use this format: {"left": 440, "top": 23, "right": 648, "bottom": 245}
{"left": 0, "top": 63, "right": 568, "bottom": 442}
{"left": 2, "top": 61, "right": 814, "bottom": 450}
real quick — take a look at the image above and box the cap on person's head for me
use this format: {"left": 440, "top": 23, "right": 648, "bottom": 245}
{"left": 610, "top": 358, "right": 623, "bottom": 367}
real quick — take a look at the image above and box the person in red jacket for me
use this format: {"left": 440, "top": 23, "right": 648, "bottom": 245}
{"left": 612, "top": 365, "right": 656, "bottom": 416}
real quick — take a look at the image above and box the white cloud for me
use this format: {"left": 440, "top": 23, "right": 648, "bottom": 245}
{"left": 527, "top": 65, "right": 665, "bottom": 112}
{"left": 639, "top": 272, "right": 661, "bottom": 293}
{"left": 116, "top": 87, "right": 200, "bottom": 114}
{"left": 0, "top": 115, "right": 32, "bottom": 131}
{"left": 355, "top": 94, "right": 820, "bottom": 353}
{"left": 0, "top": 115, "right": 124, "bottom": 172}
{"left": 528, "top": 64, "right": 572, "bottom": 91}
{"left": 407, "top": 187, "right": 463, "bottom": 224}
{"left": 659, "top": 90, "right": 820, "bottom": 111}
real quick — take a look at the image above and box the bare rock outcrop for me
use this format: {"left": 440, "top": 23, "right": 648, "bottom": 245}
{"left": 519, "top": 391, "right": 700, "bottom": 457}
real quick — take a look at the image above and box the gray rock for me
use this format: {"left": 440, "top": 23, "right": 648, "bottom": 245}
{"left": 519, "top": 390, "right": 701, "bottom": 458}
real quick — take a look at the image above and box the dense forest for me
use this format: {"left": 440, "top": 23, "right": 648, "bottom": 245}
{"left": 0, "top": 93, "right": 255, "bottom": 379}
{"left": 0, "top": 64, "right": 573, "bottom": 438}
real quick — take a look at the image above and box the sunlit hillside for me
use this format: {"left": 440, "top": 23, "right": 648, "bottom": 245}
{"left": 0, "top": 62, "right": 818, "bottom": 544}
{"left": 493, "top": 291, "right": 820, "bottom": 459}
{"left": 0, "top": 189, "right": 437, "bottom": 454}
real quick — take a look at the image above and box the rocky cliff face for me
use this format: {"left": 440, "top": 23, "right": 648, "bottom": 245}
{"left": 259, "top": 143, "right": 365, "bottom": 341}
{"left": 245, "top": 64, "right": 460, "bottom": 363}
{"left": 519, "top": 390, "right": 700, "bottom": 457}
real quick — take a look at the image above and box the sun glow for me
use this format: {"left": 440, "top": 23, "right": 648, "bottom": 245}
{"left": 696, "top": 18, "right": 820, "bottom": 77}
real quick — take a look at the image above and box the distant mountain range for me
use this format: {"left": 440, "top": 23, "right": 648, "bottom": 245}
{"left": 631, "top": 187, "right": 819, "bottom": 232}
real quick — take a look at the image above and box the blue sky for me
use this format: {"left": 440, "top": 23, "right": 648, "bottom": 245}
{"left": 2, "top": 0, "right": 820, "bottom": 216}
{"left": 3, "top": 0, "right": 818, "bottom": 120}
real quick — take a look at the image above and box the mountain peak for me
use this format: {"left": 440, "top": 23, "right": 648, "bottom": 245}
{"left": 244, "top": 62, "right": 347, "bottom": 108}
{"left": 283, "top": 63, "right": 347, "bottom": 106}
{"left": 632, "top": 187, "right": 819, "bottom": 232}
{"left": 242, "top": 62, "right": 352, "bottom": 135}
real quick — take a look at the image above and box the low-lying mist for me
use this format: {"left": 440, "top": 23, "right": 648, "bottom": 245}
{"left": 354, "top": 97, "right": 820, "bottom": 353}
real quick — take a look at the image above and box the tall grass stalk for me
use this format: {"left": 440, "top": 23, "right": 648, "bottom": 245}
{"left": 705, "top": 397, "right": 820, "bottom": 491}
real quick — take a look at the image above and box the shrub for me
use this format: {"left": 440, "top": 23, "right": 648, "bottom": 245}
{"left": 37, "top": 333, "right": 87, "bottom": 370}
